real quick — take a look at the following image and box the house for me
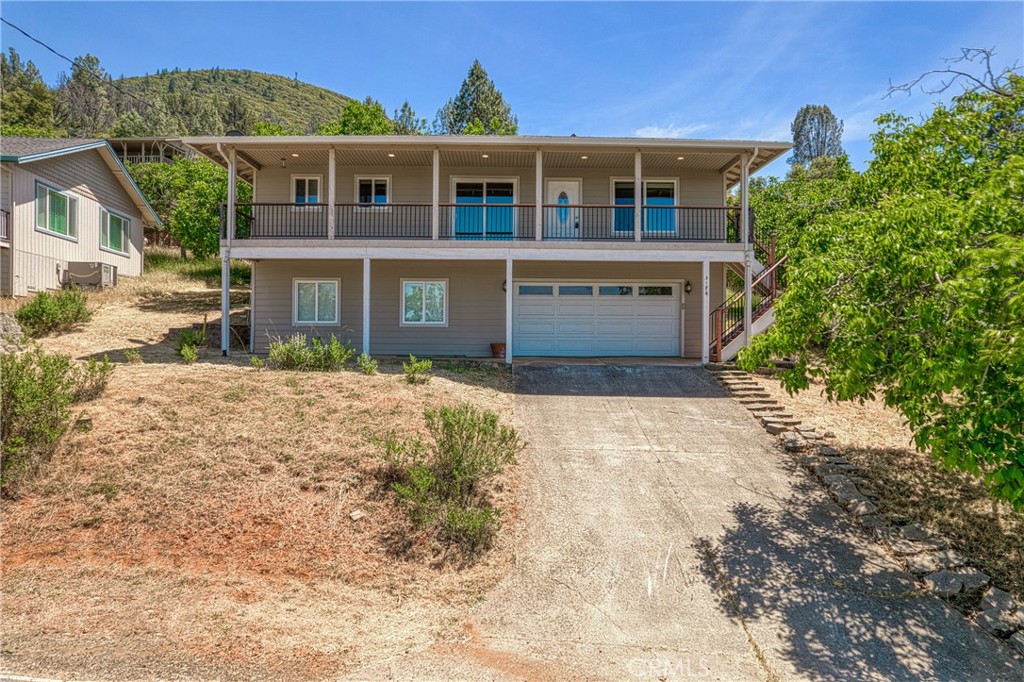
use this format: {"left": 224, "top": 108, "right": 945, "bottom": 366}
{"left": 108, "top": 137, "right": 196, "bottom": 165}
{"left": 180, "top": 135, "right": 790, "bottom": 363}
{"left": 0, "top": 138, "right": 161, "bottom": 297}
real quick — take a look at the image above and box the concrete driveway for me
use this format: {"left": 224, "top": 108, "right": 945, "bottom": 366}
{"left": 354, "top": 365, "right": 1022, "bottom": 681}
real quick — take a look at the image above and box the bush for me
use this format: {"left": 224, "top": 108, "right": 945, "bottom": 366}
{"left": 15, "top": 288, "right": 91, "bottom": 337}
{"left": 1, "top": 347, "right": 112, "bottom": 491}
{"left": 266, "top": 333, "right": 355, "bottom": 371}
{"left": 249, "top": 355, "right": 265, "bottom": 370}
{"left": 180, "top": 344, "right": 199, "bottom": 364}
{"left": 123, "top": 348, "right": 143, "bottom": 364}
{"left": 176, "top": 318, "right": 208, "bottom": 351}
{"left": 381, "top": 403, "right": 523, "bottom": 556}
{"left": 403, "top": 354, "right": 432, "bottom": 384}
{"left": 357, "top": 353, "right": 378, "bottom": 375}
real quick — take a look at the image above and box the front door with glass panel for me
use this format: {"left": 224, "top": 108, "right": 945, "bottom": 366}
{"left": 545, "top": 180, "right": 581, "bottom": 239}
{"left": 454, "top": 180, "right": 515, "bottom": 240}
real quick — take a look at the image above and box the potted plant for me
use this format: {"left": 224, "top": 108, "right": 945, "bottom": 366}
{"left": 490, "top": 342, "right": 506, "bottom": 359}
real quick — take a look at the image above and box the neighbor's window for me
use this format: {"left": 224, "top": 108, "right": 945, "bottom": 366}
{"left": 294, "top": 279, "right": 339, "bottom": 324}
{"left": 293, "top": 176, "right": 321, "bottom": 204}
{"left": 357, "top": 177, "right": 390, "bottom": 205}
{"left": 35, "top": 182, "right": 78, "bottom": 238}
{"left": 100, "top": 209, "right": 130, "bottom": 254}
{"left": 402, "top": 279, "right": 447, "bottom": 325}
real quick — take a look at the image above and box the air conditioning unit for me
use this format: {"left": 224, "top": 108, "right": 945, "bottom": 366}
{"left": 65, "top": 262, "right": 118, "bottom": 288}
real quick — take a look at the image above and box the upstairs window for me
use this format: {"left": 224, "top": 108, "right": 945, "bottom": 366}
{"left": 293, "top": 175, "right": 321, "bottom": 204}
{"left": 357, "top": 177, "right": 390, "bottom": 205}
{"left": 100, "top": 209, "right": 130, "bottom": 255}
{"left": 35, "top": 182, "right": 78, "bottom": 239}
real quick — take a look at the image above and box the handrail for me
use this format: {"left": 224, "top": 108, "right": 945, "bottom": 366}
{"left": 709, "top": 255, "right": 788, "bottom": 361}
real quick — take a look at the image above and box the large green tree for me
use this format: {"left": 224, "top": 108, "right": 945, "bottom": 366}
{"left": 393, "top": 100, "right": 427, "bottom": 135}
{"left": 55, "top": 54, "right": 116, "bottom": 136}
{"left": 434, "top": 60, "right": 518, "bottom": 135}
{"left": 790, "top": 104, "right": 844, "bottom": 165}
{"left": 740, "top": 74, "right": 1024, "bottom": 507}
{"left": 319, "top": 96, "right": 393, "bottom": 135}
{"left": 0, "top": 48, "right": 59, "bottom": 136}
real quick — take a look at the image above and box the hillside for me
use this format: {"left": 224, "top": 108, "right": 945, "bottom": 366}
{"left": 114, "top": 68, "right": 354, "bottom": 134}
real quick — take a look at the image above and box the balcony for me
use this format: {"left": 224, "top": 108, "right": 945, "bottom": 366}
{"left": 222, "top": 203, "right": 749, "bottom": 243}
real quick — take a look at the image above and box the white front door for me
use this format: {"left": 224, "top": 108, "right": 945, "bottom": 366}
{"left": 545, "top": 180, "right": 581, "bottom": 239}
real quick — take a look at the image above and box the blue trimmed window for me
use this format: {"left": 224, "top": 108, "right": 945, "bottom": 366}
{"left": 35, "top": 182, "right": 78, "bottom": 238}
{"left": 100, "top": 209, "right": 130, "bottom": 254}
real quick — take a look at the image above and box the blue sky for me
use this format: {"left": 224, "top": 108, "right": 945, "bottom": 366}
{"left": 2, "top": 1, "right": 1021, "bottom": 173}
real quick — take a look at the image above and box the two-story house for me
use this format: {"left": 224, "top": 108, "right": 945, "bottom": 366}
{"left": 1, "top": 137, "right": 160, "bottom": 297}
{"left": 181, "top": 135, "right": 789, "bottom": 363}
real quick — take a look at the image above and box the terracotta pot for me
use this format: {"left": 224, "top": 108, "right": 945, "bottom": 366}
{"left": 490, "top": 342, "right": 506, "bottom": 359}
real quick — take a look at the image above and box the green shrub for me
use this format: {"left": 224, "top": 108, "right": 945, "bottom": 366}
{"left": 14, "top": 288, "right": 91, "bottom": 337}
{"left": 180, "top": 344, "right": 199, "bottom": 364}
{"left": 123, "top": 348, "right": 143, "bottom": 364}
{"left": 266, "top": 333, "right": 355, "bottom": 371}
{"left": 1, "top": 347, "right": 112, "bottom": 491}
{"left": 381, "top": 403, "right": 523, "bottom": 556}
{"left": 249, "top": 355, "right": 266, "bottom": 370}
{"left": 176, "top": 318, "right": 208, "bottom": 351}
{"left": 403, "top": 355, "right": 432, "bottom": 384}
{"left": 357, "top": 353, "right": 378, "bottom": 375}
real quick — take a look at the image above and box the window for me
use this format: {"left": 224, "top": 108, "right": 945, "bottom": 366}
{"left": 35, "top": 182, "right": 77, "bottom": 238}
{"left": 599, "top": 286, "right": 634, "bottom": 296}
{"left": 453, "top": 178, "right": 516, "bottom": 239}
{"left": 294, "top": 279, "right": 339, "bottom": 325}
{"left": 639, "top": 286, "right": 674, "bottom": 296}
{"left": 100, "top": 209, "right": 130, "bottom": 255}
{"left": 356, "top": 176, "right": 390, "bottom": 205}
{"left": 559, "top": 285, "right": 593, "bottom": 296}
{"left": 612, "top": 179, "right": 677, "bottom": 232}
{"left": 402, "top": 279, "right": 447, "bottom": 325}
{"left": 518, "top": 285, "right": 553, "bottom": 296}
{"left": 293, "top": 175, "right": 321, "bottom": 204}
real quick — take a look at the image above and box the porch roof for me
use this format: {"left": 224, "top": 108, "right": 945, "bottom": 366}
{"left": 178, "top": 134, "right": 790, "bottom": 188}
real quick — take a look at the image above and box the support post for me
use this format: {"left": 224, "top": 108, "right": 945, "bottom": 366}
{"left": 740, "top": 153, "right": 752, "bottom": 347}
{"left": 222, "top": 147, "right": 237, "bottom": 356}
{"left": 740, "top": 153, "right": 749, "bottom": 247}
{"left": 535, "top": 150, "right": 543, "bottom": 240}
{"left": 634, "top": 149, "right": 642, "bottom": 242}
{"left": 505, "top": 258, "right": 513, "bottom": 364}
{"left": 362, "top": 258, "right": 371, "bottom": 355}
{"left": 431, "top": 149, "right": 440, "bottom": 240}
{"left": 327, "top": 147, "right": 336, "bottom": 239}
{"left": 701, "top": 260, "right": 710, "bottom": 364}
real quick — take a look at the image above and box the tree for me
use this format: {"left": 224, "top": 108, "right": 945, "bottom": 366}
{"left": 221, "top": 94, "right": 255, "bottom": 133}
{"left": 319, "top": 96, "right": 392, "bottom": 135}
{"left": 251, "top": 120, "right": 300, "bottom": 136}
{"left": 433, "top": 60, "right": 518, "bottom": 135}
{"left": 0, "top": 48, "right": 59, "bottom": 136}
{"left": 393, "top": 100, "right": 427, "bottom": 135}
{"left": 740, "top": 73, "right": 1024, "bottom": 507}
{"left": 55, "top": 54, "right": 116, "bottom": 136}
{"left": 790, "top": 104, "right": 844, "bottom": 166}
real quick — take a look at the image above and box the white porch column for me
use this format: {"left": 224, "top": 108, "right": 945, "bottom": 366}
{"left": 740, "top": 153, "right": 752, "bottom": 346}
{"left": 327, "top": 147, "right": 336, "bottom": 239}
{"left": 534, "top": 149, "right": 543, "bottom": 240}
{"left": 505, "top": 257, "right": 513, "bottom": 364}
{"left": 634, "top": 149, "right": 642, "bottom": 242}
{"left": 431, "top": 149, "right": 440, "bottom": 240}
{"left": 221, "top": 147, "right": 237, "bottom": 356}
{"left": 362, "top": 257, "right": 371, "bottom": 354}
{"left": 701, "top": 259, "right": 710, "bottom": 364}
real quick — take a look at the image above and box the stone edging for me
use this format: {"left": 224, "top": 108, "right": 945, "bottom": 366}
{"left": 708, "top": 365, "right": 1024, "bottom": 657}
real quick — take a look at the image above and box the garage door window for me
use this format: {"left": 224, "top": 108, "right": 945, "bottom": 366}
{"left": 559, "top": 285, "right": 593, "bottom": 296}
{"left": 639, "top": 286, "right": 673, "bottom": 296}
{"left": 519, "top": 285, "right": 553, "bottom": 295}
{"left": 599, "top": 286, "right": 633, "bottom": 296}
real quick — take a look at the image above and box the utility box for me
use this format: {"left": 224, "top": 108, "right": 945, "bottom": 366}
{"left": 65, "top": 262, "right": 117, "bottom": 288}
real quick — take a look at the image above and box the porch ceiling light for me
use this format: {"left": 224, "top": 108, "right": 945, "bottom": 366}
{"left": 481, "top": 154, "right": 489, "bottom": 158}
{"left": 291, "top": 153, "right": 299, "bottom": 158}
{"left": 580, "top": 155, "right": 588, "bottom": 160}
{"left": 677, "top": 156, "right": 684, "bottom": 160}
{"left": 387, "top": 153, "right": 396, "bottom": 158}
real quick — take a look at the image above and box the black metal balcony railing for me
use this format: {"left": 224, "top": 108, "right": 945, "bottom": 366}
{"left": 221, "top": 203, "right": 752, "bottom": 243}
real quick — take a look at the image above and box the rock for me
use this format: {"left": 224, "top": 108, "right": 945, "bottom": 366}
{"left": 815, "top": 463, "right": 859, "bottom": 478}
{"left": 801, "top": 432, "right": 823, "bottom": 441}
{"left": 857, "top": 515, "right": 889, "bottom": 529}
{"left": 349, "top": 509, "right": 365, "bottom": 521}
{"left": 924, "top": 570, "right": 965, "bottom": 598}
{"left": 798, "top": 455, "right": 825, "bottom": 468}
{"left": 981, "top": 587, "right": 1015, "bottom": 612}
{"left": 976, "top": 609, "right": 1019, "bottom": 639}
{"left": 782, "top": 436, "right": 807, "bottom": 452}
{"left": 846, "top": 499, "right": 878, "bottom": 516}
{"left": 0, "top": 312, "right": 24, "bottom": 352}
{"left": 1010, "top": 631, "right": 1024, "bottom": 656}
{"left": 823, "top": 431, "right": 836, "bottom": 438}
{"left": 817, "top": 445, "right": 841, "bottom": 457}
{"left": 765, "top": 423, "right": 787, "bottom": 435}
{"left": 953, "top": 567, "right": 991, "bottom": 593}
{"left": 904, "top": 550, "right": 967, "bottom": 575}
{"left": 823, "top": 455, "right": 852, "bottom": 465}
{"left": 884, "top": 533, "right": 947, "bottom": 556}
{"left": 900, "top": 524, "right": 931, "bottom": 542}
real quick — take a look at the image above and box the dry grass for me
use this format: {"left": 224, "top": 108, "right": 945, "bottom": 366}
{"left": 1, "top": 256, "right": 518, "bottom": 680}
{"left": 746, "top": 371, "right": 1024, "bottom": 599}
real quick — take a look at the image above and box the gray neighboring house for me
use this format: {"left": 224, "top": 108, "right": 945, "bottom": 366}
{"left": 0, "top": 137, "right": 160, "bottom": 297}
{"left": 182, "top": 134, "right": 790, "bottom": 363}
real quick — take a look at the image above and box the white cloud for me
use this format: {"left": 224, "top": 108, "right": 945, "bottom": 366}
{"left": 633, "top": 123, "right": 714, "bottom": 138}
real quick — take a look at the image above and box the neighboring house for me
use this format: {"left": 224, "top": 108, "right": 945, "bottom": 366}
{"left": 181, "top": 135, "right": 789, "bottom": 363}
{"left": 108, "top": 137, "right": 196, "bottom": 165}
{"left": 0, "top": 138, "right": 160, "bottom": 297}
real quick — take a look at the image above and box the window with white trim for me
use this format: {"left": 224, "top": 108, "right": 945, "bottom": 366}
{"left": 35, "top": 182, "right": 78, "bottom": 238}
{"left": 100, "top": 209, "right": 130, "bottom": 255}
{"left": 402, "top": 279, "right": 447, "bottom": 325}
{"left": 356, "top": 176, "right": 390, "bottom": 205}
{"left": 292, "top": 175, "right": 321, "bottom": 204}
{"left": 294, "top": 279, "right": 339, "bottom": 324}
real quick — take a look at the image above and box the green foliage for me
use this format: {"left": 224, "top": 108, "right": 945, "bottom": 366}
{"left": 381, "top": 403, "right": 523, "bottom": 555}
{"left": 176, "top": 322, "right": 207, "bottom": 352}
{"left": 1, "top": 48, "right": 60, "bottom": 136}
{"left": 251, "top": 120, "right": 301, "bottom": 136}
{"left": 123, "top": 348, "right": 143, "bottom": 364}
{"left": 434, "top": 60, "right": 518, "bottom": 135}
{"left": 790, "top": 104, "right": 845, "bottom": 165}
{"left": 266, "top": 333, "right": 356, "bottom": 371}
{"left": 15, "top": 288, "right": 92, "bottom": 337}
{"left": 144, "top": 249, "right": 251, "bottom": 285}
{"left": 403, "top": 355, "right": 433, "bottom": 384}
{"left": 55, "top": 54, "right": 116, "bottom": 136}
{"left": 179, "top": 344, "right": 199, "bottom": 364}
{"left": 1, "top": 347, "right": 113, "bottom": 491}
{"left": 319, "top": 96, "right": 393, "bottom": 135}
{"left": 741, "top": 74, "right": 1024, "bottom": 507}
{"left": 357, "top": 353, "right": 378, "bottom": 375}
{"left": 392, "top": 100, "right": 427, "bottom": 135}
{"left": 249, "top": 355, "right": 266, "bottom": 370}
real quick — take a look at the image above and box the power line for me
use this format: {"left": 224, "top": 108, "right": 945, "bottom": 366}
{"left": 1, "top": 16, "right": 167, "bottom": 115}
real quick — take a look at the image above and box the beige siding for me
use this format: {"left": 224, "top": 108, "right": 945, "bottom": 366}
{"left": 0, "top": 247, "right": 10, "bottom": 297}
{"left": 5, "top": 151, "right": 145, "bottom": 296}
{"left": 251, "top": 259, "right": 363, "bottom": 354}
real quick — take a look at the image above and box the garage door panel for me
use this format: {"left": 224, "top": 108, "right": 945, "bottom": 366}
{"left": 517, "top": 319, "right": 557, "bottom": 335}
{"left": 596, "top": 319, "right": 636, "bottom": 335}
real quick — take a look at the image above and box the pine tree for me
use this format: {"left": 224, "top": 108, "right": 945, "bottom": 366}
{"left": 434, "top": 60, "right": 518, "bottom": 135}
{"left": 55, "top": 54, "right": 116, "bottom": 136}
{"left": 393, "top": 100, "right": 427, "bottom": 135}
{"left": 0, "top": 48, "right": 59, "bottom": 135}
{"left": 790, "top": 104, "right": 844, "bottom": 165}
